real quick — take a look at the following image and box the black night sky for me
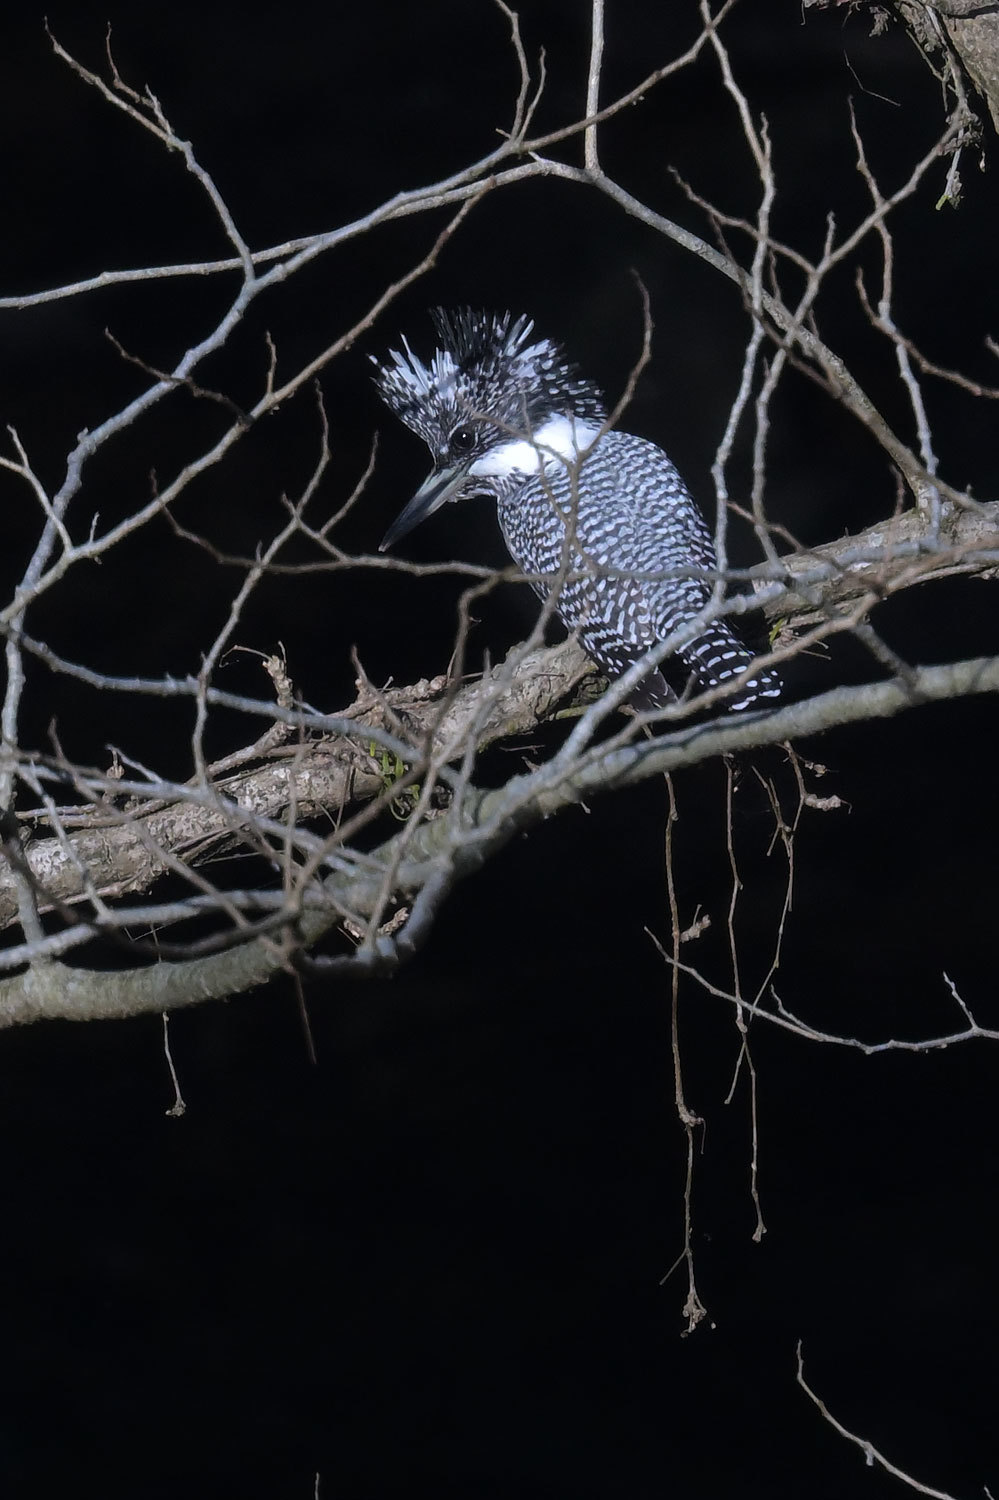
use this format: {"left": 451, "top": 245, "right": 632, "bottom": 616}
{"left": 0, "top": 3, "right": 997, "bottom": 1496}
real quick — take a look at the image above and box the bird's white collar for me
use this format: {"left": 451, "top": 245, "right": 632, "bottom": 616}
{"left": 467, "top": 415, "right": 602, "bottom": 478}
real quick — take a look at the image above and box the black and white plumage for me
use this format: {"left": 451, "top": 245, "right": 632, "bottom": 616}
{"left": 372, "top": 308, "right": 780, "bottom": 713}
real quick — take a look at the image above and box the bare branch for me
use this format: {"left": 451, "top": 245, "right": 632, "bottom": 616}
{"left": 797, "top": 1344, "right": 966, "bottom": 1500}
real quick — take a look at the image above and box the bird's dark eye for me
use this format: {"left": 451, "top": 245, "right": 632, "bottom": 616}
{"left": 450, "top": 425, "right": 476, "bottom": 454}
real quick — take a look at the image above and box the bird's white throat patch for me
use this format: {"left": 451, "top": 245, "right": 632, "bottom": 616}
{"left": 468, "top": 415, "right": 602, "bottom": 479}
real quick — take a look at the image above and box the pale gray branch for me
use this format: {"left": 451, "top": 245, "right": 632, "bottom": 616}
{"left": 797, "top": 1344, "right": 966, "bottom": 1500}
{"left": 1, "top": 655, "right": 997, "bottom": 1028}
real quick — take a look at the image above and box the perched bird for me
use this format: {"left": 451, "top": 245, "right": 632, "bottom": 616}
{"left": 372, "top": 308, "right": 780, "bottom": 713}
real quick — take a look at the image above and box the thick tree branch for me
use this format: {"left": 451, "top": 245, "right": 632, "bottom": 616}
{"left": 1, "top": 654, "right": 997, "bottom": 1029}
{"left": 0, "top": 640, "right": 596, "bottom": 930}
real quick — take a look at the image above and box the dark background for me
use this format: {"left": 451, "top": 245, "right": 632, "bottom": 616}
{"left": 0, "top": 2, "right": 996, "bottom": 1495}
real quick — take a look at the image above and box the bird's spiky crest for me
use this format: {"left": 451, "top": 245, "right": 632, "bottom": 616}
{"left": 430, "top": 308, "right": 544, "bottom": 378}
{"left": 370, "top": 308, "right": 606, "bottom": 451}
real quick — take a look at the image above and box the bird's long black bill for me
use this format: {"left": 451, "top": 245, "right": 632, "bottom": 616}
{"left": 379, "top": 465, "right": 467, "bottom": 551}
